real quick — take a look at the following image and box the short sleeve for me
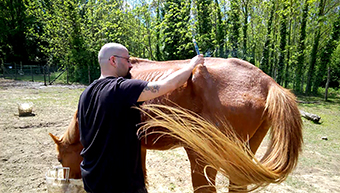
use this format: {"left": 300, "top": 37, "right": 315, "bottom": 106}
{"left": 118, "top": 78, "right": 149, "bottom": 106}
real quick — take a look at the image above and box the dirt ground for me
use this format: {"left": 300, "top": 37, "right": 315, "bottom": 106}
{"left": 0, "top": 78, "right": 339, "bottom": 193}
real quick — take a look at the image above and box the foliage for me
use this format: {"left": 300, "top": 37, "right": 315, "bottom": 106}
{"left": 0, "top": 0, "right": 339, "bottom": 90}
{"left": 294, "top": 0, "right": 309, "bottom": 93}
{"left": 277, "top": 1, "right": 288, "bottom": 85}
{"left": 162, "top": 0, "right": 195, "bottom": 60}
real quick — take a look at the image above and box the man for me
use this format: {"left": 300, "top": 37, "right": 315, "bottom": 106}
{"left": 78, "top": 43, "right": 204, "bottom": 193}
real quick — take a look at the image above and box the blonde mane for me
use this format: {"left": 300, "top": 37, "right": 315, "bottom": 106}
{"left": 60, "top": 110, "right": 80, "bottom": 145}
{"left": 130, "top": 57, "right": 153, "bottom": 64}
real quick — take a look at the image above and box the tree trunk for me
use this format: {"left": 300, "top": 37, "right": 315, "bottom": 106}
{"left": 284, "top": 6, "right": 292, "bottom": 88}
{"left": 277, "top": 3, "right": 288, "bottom": 85}
{"left": 260, "top": 0, "right": 274, "bottom": 75}
{"left": 87, "top": 64, "right": 91, "bottom": 84}
{"left": 241, "top": 0, "right": 249, "bottom": 59}
{"left": 305, "top": 0, "right": 325, "bottom": 94}
{"left": 294, "top": 0, "right": 308, "bottom": 93}
{"left": 313, "top": 9, "right": 340, "bottom": 93}
{"left": 147, "top": 28, "right": 153, "bottom": 60}
{"left": 305, "top": 29, "right": 321, "bottom": 94}
{"left": 230, "top": 1, "right": 240, "bottom": 58}
{"left": 300, "top": 110, "right": 321, "bottom": 123}
{"left": 324, "top": 66, "right": 330, "bottom": 101}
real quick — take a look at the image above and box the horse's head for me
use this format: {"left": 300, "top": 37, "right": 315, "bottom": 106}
{"left": 49, "top": 110, "right": 83, "bottom": 179}
{"left": 49, "top": 133, "right": 83, "bottom": 179}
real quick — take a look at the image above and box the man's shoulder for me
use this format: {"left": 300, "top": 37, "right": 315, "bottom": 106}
{"left": 118, "top": 78, "right": 148, "bottom": 88}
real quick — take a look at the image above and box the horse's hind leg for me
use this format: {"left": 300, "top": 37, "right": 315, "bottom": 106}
{"left": 229, "top": 120, "right": 271, "bottom": 192}
{"left": 185, "top": 148, "right": 217, "bottom": 193}
{"left": 248, "top": 119, "right": 270, "bottom": 155}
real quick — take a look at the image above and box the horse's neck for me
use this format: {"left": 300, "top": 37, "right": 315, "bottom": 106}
{"left": 131, "top": 59, "right": 190, "bottom": 81}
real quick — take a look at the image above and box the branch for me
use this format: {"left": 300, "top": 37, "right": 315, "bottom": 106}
{"left": 299, "top": 110, "right": 321, "bottom": 123}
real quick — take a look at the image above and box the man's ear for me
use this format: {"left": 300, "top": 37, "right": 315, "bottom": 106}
{"left": 109, "top": 56, "right": 117, "bottom": 67}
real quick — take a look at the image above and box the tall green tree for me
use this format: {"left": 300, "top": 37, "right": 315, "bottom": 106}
{"left": 162, "top": 0, "right": 194, "bottom": 60}
{"left": 211, "top": 0, "right": 225, "bottom": 57}
{"left": 260, "top": 0, "right": 275, "bottom": 75}
{"left": 154, "top": 0, "right": 164, "bottom": 61}
{"left": 277, "top": 1, "right": 288, "bottom": 85}
{"left": 294, "top": 0, "right": 309, "bottom": 93}
{"left": 196, "top": 0, "right": 213, "bottom": 54}
{"left": 0, "top": 0, "right": 41, "bottom": 64}
{"left": 305, "top": 0, "right": 326, "bottom": 94}
{"left": 229, "top": 0, "right": 241, "bottom": 58}
{"left": 313, "top": 9, "right": 340, "bottom": 95}
{"left": 241, "top": 0, "right": 250, "bottom": 59}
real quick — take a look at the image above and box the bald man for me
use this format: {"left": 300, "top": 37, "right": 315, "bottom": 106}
{"left": 77, "top": 43, "right": 204, "bottom": 193}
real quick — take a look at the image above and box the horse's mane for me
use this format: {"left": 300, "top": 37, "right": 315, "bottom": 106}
{"left": 130, "top": 57, "right": 191, "bottom": 66}
{"left": 60, "top": 110, "right": 80, "bottom": 145}
{"left": 130, "top": 57, "right": 153, "bottom": 64}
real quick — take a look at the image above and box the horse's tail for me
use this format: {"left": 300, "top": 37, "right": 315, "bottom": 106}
{"left": 260, "top": 83, "right": 303, "bottom": 181}
{"left": 138, "top": 84, "right": 302, "bottom": 191}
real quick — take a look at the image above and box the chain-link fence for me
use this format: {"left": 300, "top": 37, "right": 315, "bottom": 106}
{"left": 1, "top": 62, "right": 68, "bottom": 85}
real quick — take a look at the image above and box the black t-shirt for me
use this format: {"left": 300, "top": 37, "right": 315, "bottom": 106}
{"left": 77, "top": 77, "right": 149, "bottom": 193}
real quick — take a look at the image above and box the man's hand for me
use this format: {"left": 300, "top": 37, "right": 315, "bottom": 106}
{"left": 189, "top": 54, "right": 204, "bottom": 69}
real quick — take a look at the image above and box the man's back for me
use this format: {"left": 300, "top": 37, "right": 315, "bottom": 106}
{"left": 78, "top": 77, "right": 148, "bottom": 192}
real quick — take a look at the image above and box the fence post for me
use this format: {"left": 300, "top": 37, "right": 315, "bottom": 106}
{"left": 67, "top": 68, "right": 69, "bottom": 84}
{"left": 43, "top": 65, "right": 47, "bottom": 86}
{"left": 1, "top": 59, "right": 3, "bottom": 78}
{"left": 30, "top": 66, "right": 34, "bottom": 82}
{"left": 47, "top": 65, "right": 50, "bottom": 83}
{"left": 14, "top": 63, "right": 17, "bottom": 80}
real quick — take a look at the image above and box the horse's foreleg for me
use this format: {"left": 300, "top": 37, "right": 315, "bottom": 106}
{"left": 141, "top": 147, "right": 148, "bottom": 187}
{"left": 185, "top": 148, "right": 217, "bottom": 193}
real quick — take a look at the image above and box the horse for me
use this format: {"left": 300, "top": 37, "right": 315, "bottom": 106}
{"left": 49, "top": 57, "right": 303, "bottom": 192}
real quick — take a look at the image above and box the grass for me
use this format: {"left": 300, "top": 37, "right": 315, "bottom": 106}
{"left": 283, "top": 93, "right": 340, "bottom": 192}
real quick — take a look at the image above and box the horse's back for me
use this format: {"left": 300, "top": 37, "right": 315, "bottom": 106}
{"left": 202, "top": 58, "right": 273, "bottom": 104}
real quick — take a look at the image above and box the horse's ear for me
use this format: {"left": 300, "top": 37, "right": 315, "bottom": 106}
{"left": 49, "top": 133, "right": 61, "bottom": 145}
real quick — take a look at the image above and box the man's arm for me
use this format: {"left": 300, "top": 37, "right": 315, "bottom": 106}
{"left": 137, "top": 55, "right": 204, "bottom": 102}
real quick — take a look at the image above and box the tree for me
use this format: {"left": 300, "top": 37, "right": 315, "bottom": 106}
{"left": 294, "top": 0, "right": 309, "bottom": 93}
{"left": 196, "top": 0, "right": 213, "bottom": 54}
{"left": 241, "top": 0, "right": 250, "bottom": 59}
{"left": 305, "top": 0, "right": 326, "bottom": 94}
{"left": 314, "top": 9, "right": 340, "bottom": 97}
{"left": 0, "top": 0, "right": 41, "bottom": 64}
{"left": 260, "top": 0, "right": 275, "bottom": 75}
{"left": 154, "top": 0, "right": 164, "bottom": 61}
{"left": 211, "top": 0, "right": 225, "bottom": 57}
{"left": 277, "top": 1, "right": 288, "bottom": 85}
{"left": 229, "top": 0, "right": 241, "bottom": 58}
{"left": 162, "top": 0, "right": 194, "bottom": 60}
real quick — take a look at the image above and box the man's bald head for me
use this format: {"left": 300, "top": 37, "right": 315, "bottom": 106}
{"left": 97, "top": 43, "right": 132, "bottom": 79}
{"left": 98, "top": 43, "right": 128, "bottom": 66}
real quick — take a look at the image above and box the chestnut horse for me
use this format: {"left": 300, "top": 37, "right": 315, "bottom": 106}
{"left": 49, "top": 57, "right": 303, "bottom": 192}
